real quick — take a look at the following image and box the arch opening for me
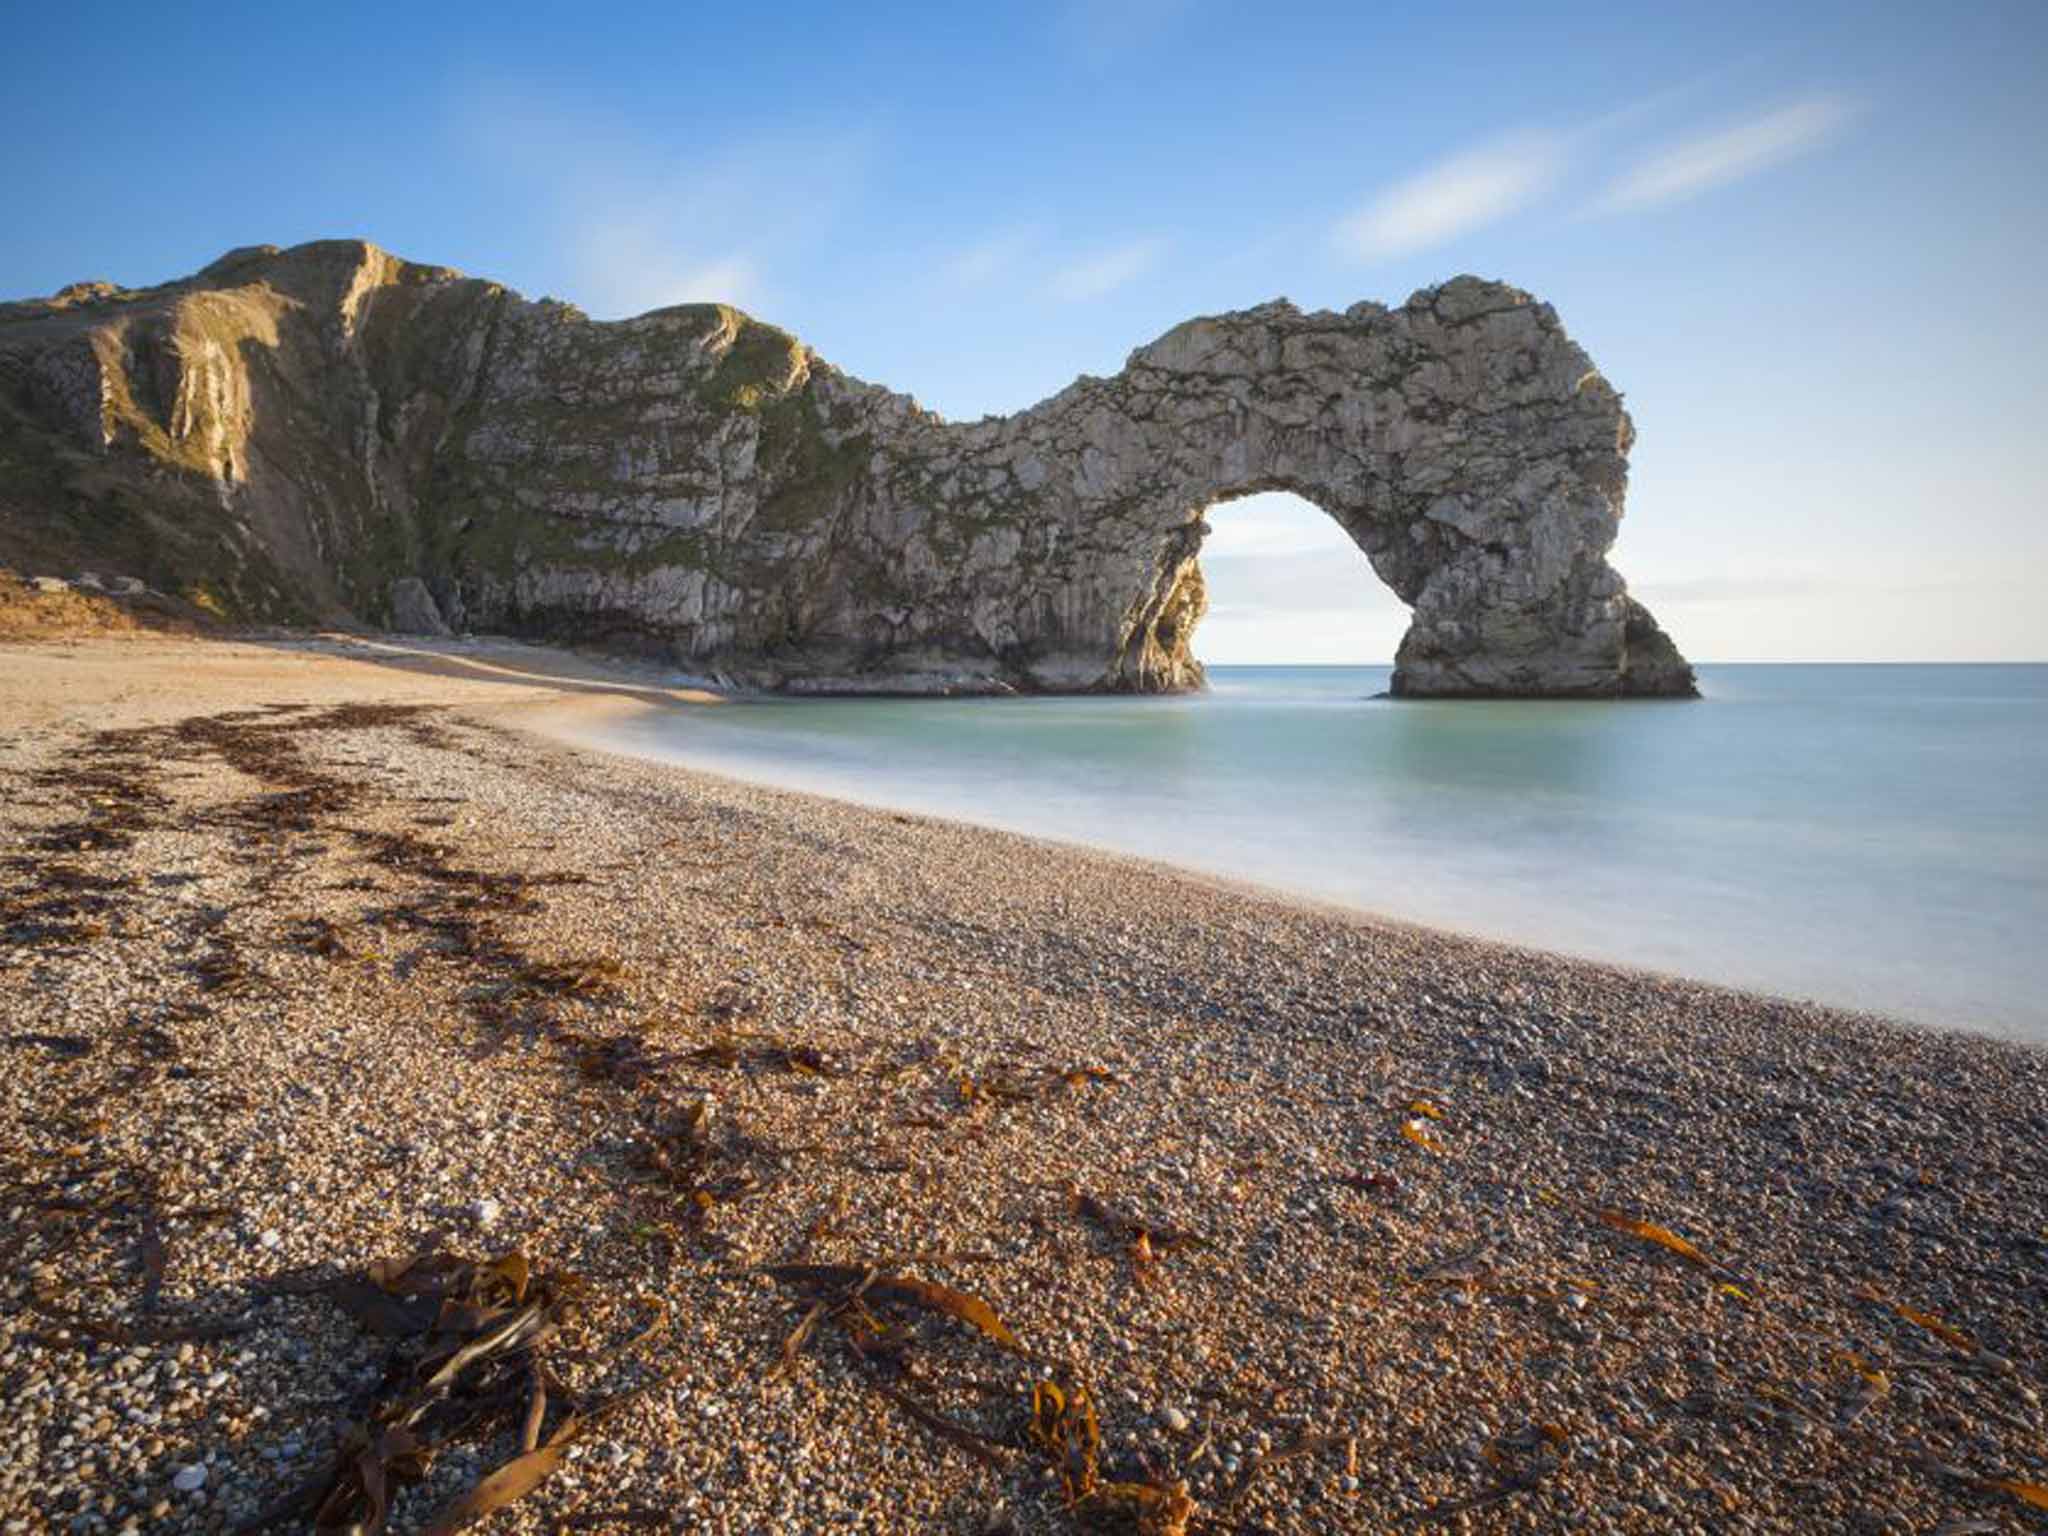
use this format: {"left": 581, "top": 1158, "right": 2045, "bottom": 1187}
{"left": 1191, "top": 490, "right": 1410, "bottom": 668}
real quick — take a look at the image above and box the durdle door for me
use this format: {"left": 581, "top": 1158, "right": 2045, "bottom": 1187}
{"left": 0, "top": 240, "right": 1694, "bottom": 697}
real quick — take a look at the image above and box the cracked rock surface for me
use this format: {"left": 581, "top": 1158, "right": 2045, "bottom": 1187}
{"left": 0, "top": 240, "right": 1692, "bottom": 696}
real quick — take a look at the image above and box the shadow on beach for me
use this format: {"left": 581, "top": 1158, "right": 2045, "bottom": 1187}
{"left": 253, "top": 633, "right": 726, "bottom": 711}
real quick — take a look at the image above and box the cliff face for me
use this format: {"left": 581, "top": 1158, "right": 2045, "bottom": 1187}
{"left": 0, "top": 239, "right": 1694, "bottom": 696}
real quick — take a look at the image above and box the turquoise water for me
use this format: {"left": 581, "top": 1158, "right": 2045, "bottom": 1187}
{"left": 580, "top": 665, "right": 2048, "bottom": 1042}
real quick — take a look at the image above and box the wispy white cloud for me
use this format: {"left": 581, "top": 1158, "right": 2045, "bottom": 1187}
{"left": 1193, "top": 497, "right": 1407, "bottom": 662}
{"left": 1201, "top": 521, "right": 1347, "bottom": 560}
{"left": 1329, "top": 86, "right": 1858, "bottom": 263}
{"left": 1334, "top": 133, "right": 1567, "bottom": 261}
{"left": 1199, "top": 548, "right": 1407, "bottom": 614}
{"left": 940, "top": 239, "right": 1016, "bottom": 289}
{"left": 667, "top": 257, "right": 758, "bottom": 307}
{"left": 937, "top": 228, "right": 1044, "bottom": 289}
{"left": 447, "top": 81, "right": 870, "bottom": 318}
{"left": 1632, "top": 570, "right": 1981, "bottom": 606}
{"left": 1048, "top": 239, "right": 1164, "bottom": 301}
{"left": 1599, "top": 95, "right": 1857, "bottom": 211}
{"left": 1632, "top": 574, "right": 1836, "bottom": 605}
{"left": 1200, "top": 491, "right": 1361, "bottom": 559}
{"left": 1197, "top": 603, "right": 1410, "bottom": 665}
{"left": 570, "top": 224, "right": 758, "bottom": 313}
{"left": 1056, "top": 0, "right": 1193, "bottom": 67}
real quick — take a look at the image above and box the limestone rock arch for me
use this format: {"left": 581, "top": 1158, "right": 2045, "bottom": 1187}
{"left": 0, "top": 242, "right": 1693, "bottom": 697}
{"left": 841, "top": 277, "right": 1694, "bottom": 697}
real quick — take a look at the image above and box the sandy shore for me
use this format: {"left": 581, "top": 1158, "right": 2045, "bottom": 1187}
{"left": 2, "top": 634, "right": 2044, "bottom": 1535}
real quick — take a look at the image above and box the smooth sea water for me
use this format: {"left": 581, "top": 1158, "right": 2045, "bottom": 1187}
{"left": 579, "top": 665, "right": 2048, "bottom": 1042}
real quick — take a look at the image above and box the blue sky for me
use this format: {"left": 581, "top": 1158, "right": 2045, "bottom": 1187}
{"left": 5, "top": 0, "right": 2044, "bottom": 661}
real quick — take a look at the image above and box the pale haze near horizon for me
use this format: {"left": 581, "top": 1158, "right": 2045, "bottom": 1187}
{"left": 3, "top": 1, "right": 2043, "bottom": 664}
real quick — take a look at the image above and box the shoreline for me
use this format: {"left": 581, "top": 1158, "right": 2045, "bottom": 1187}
{"left": 524, "top": 677, "right": 2041, "bottom": 1047}
{"left": 2, "top": 635, "right": 2044, "bottom": 1533}
{"left": 530, "top": 691, "right": 1951, "bottom": 1048}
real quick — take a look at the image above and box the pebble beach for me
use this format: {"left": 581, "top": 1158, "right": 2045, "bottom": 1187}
{"left": 2, "top": 634, "right": 2044, "bottom": 1535}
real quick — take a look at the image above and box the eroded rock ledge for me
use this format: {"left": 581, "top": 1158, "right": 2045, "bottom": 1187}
{"left": 0, "top": 239, "right": 1694, "bottom": 696}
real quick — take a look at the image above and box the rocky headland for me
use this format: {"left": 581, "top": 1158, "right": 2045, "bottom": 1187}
{"left": 0, "top": 240, "right": 1693, "bottom": 697}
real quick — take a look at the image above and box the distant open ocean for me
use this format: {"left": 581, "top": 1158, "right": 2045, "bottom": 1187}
{"left": 578, "top": 664, "right": 2048, "bottom": 1043}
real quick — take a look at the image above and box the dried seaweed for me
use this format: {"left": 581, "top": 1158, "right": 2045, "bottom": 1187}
{"left": 136, "top": 1207, "right": 167, "bottom": 1312}
{"left": 760, "top": 1042, "right": 833, "bottom": 1076}
{"left": 874, "top": 1381, "right": 1015, "bottom": 1469}
{"left": 1030, "top": 1379, "right": 1103, "bottom": 1502}
{"left": 192, "top": 947, "right": 264, "bottom": 997}
{"left": 1990, "top": 1478, "right": 2048, "bottom": 1511}
{"left": 765, "top": 1263, "right": 1023, "bottom": 1351}
{"left": 25, "top": 1289, "right": 256, "bottom": 1345}
{"left": 1028, "top": 1379, "right": 1195, "bottom": 1533}
{"left": 687, "top": 1037, "right": 742, "bottom": 1069}
{"left": 353, "top": 829, "right": 534, "bottom": 906}
{"left": 759, "top": 1261, "right": 1047, "bottom": 1503}
{"left": 417, "top": 1420, "right": 578, "bottom": 1536}
{"left": 1398, "top": 1120, "right": 1444, "bottom": 1153}
{"left": 4, "top": 859, "right": 131, "bottom": 895}
{"left": 1069, "top": 1186, "right": 1206, "bottom": 1286}
{"left": 372, "top": 899, "right": 513, "bottom": 967}
{"left": 1054, "top": 1065, "right": 1122, "bottom": 1090}
{"left": 1597, "top": 1208, "right": 1716, "bottom": 1270}
{"left": 2, "top": 1032, "right": 93, "bottom": 1058}
{"left": 772, "top": 1296, "right": 832, "bottom": 1379}
{"left": 878, "top": 1276, "right": 1021, "bottom": 1349}
{"left": 511, "top": 956, "right": 624, "bottom": 999}
{"left": 626, "top": 1100, "right": 763, "bottom": 1212}
{"left": 959, "top": 1064, "right": 1122, "bottom": 1106}
{"left": 568, "top": 1032, "right": 668, "bottom": 1088}
{"left": 685, "top": 1033, "right": 836, "bottom": 1077}
{"left": 1085, "top": 1480, "right": 1197, "bottom": 1536}
{"left": 559, "top": 1510, "right": 669, "bottom": 1529}
{"left": 1869, "top": 1291, "right": 1977, "bottom": 1353}
{"left": 1415, "top": 1421, "right": 1567, "bottom": 1524}
{"left": 215, "top": 783, "right": 356, "bottom": 835}
{"left": 0, "top": 854, "right": 132, "bottom": 947}
{"left": 290, "top": 915, "right": 353, "bottom": 959}
{"left": 959, "top": 1073, "right": 1041, "bottom": 1106}
{"left": 1220, "top": 1429, "right": 1355, "bottom": 1511}
{"left": 30, "top": 760, "right": 168, "bottom": 853}
{"left": 244, "top": 1249, "right": 582, "bottom": 1535}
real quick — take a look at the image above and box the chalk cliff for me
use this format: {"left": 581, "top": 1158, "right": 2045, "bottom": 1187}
{"left": 0, "top": 239, "right": 1693, "bottom": 696}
